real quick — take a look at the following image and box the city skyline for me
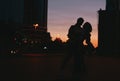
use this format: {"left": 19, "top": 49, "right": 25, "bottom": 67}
{"left": 48, "top": 0, "right": 106, "bottom": 47}
{"left": 0, "top": 0, "right": 106, "bottom": 48}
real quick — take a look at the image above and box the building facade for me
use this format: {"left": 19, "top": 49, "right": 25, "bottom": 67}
{"left": 22, "top": 0, "right": 51, "bottom": 44}
{"left": 23, "top": 0, "right": 48, "bottom": 32}
{"left": 0, "top": 0, "right": 24, "bottom": 24}
{"left": 98, "top": 0, "right": 120, "bottom": 55}
{"left": 0, "top": 0, "right": 51, "bottom": 54}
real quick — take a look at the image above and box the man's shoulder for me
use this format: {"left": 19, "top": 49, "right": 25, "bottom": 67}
{"left": 69, "top": 25, "right": 76, "bottom": 30}
{"left": 70, "top": 25, "right": 75, "bottom": 28}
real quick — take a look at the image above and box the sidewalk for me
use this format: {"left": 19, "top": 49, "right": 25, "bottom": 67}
{"left": 52, "top": 55, "right": 120, "bottom": 81}
{"left": 0, "top": 54, "right": 120, "bottom": 81}
{"left": 83, "top": 55, "right": 120, "bottom": 81}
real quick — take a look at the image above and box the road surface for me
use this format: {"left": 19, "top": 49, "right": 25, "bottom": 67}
{"left": 0, "top": 54, "right": 120, "bottom": 81}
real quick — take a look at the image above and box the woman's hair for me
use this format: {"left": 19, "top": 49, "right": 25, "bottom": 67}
{"left": 83, "top": 22, "right": 92, "bottom": 32}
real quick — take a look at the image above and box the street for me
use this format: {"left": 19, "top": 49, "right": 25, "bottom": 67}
{"left": 0, "top": 54, "right": 120, "bottom": 81}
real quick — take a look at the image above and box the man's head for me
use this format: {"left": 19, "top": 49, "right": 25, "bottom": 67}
{"left": 76, "top": 17, "right": 84, "bottom": 25}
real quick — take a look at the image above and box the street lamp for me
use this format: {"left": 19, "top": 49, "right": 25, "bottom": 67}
{"left": 33, "top": 24, "right": 39, "bottom": 29}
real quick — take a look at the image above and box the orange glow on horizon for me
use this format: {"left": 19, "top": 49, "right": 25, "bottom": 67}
{"left": 48, "top": 16, "right": 99, "bottom": 48}
{"left": 91, "top": 39, "right": 98, "bottom": 48}
{"left": 51, "top": 35, "right": 98, "bottom": 48}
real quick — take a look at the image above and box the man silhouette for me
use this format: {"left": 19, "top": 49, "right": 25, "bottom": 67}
{"left": 59, "top": 17, "right": 85, "bottom": 80}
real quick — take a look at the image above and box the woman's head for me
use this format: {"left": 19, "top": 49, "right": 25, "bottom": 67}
{"left": 83, "top": 22, "right": 92, "bottom": 32}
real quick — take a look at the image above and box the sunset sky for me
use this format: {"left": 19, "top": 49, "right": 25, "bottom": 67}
{"left": 48, "top": 0, "right": 106, "bottom": 47}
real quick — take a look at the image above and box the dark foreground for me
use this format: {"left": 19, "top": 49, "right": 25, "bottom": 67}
{"left": 0, "top": 54, "right": 120, "bottom": 81}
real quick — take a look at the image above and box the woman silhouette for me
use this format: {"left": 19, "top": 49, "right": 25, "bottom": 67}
{"left": 83, "top": 22, "right": 95, "bottom": 55}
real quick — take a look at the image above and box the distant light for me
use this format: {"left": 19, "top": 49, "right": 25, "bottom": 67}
{"left": 33, "top": 24, "right": 39, "bottom": 29}
{"left": 31, "top": 41, "right": 34, "bottom": 44}
{"left": 35, "top": 41, "right": 38, "bottom": 43}
{"left": 56, "top": 34, "right": 60, "bottom": 38}
{"left": 43, "top": 46, "right": 47, "bottom": 50}
{"left": 11, "top": 51, "right": 14, "bottom": 54}
{"left": 23, "top": 38, "right": 27, "bottom": 43}
{"left": 14, "top": 38, "right": 17, "bottom": 41}
{"left": 24, "top": 40, "right": 27, "bottom": 43}
{"left": 10, "top": 50, "right": 16, "bottom": 54}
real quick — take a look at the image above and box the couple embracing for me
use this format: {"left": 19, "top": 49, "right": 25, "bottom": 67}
{"left": 60, "top": 17, "right": 95, "bottom": 80}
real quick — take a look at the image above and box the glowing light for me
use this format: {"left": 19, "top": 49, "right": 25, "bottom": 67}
{"left": 33, "top": 24, "right": 39, "bottom": 29}
{"left": 31, "top": 41, "right": 34, "bottom": 44}
{"left": 11, "top": 51, "right": 14, "bottom": 54}
{"left": 56, "top": 34, "right": 60, "bottom": 38}
{"left": 43, "top": 46, "right": 47, "bottom": 50}
{"left": 24, "top": 40, "right": 27, "bottom": 43}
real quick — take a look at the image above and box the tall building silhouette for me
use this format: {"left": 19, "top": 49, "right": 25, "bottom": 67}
{"left": 0, "top": 0, "right": 24, "bottom": 55}
{"left": 0, "top": 0, "right": 24, "bottom": 24}
{"left": 24, "top": 0, "right": 48, "bottom": 32}
{"left": 98, "top": 0, "right": 120, "bottom": 55}
{"left": 22, "top": 0, "right": 51, "bottom": 44}
{"left": 0, "top": 0, "right": 51, "bottom": 55}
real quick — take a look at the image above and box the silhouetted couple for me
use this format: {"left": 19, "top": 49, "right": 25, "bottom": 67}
{"left": 59, "top": 17, "right": 94, "bottom": 81}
